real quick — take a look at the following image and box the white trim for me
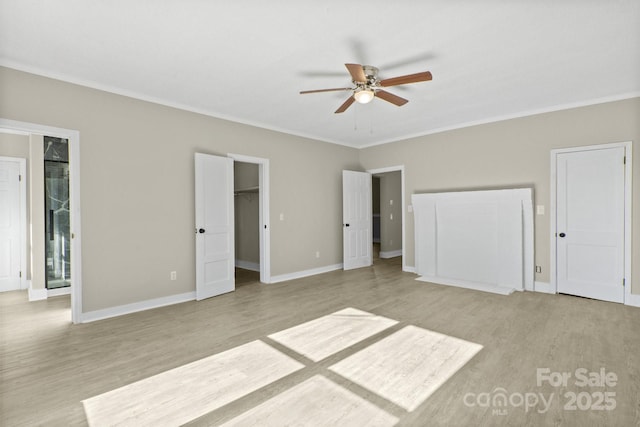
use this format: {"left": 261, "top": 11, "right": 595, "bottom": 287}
{"left": 367, "top": 166, "right": 406, "bottom": 272}
{"left": 534, "top": 281, "right": 555, "bottom": 294}
{"left": 403, "top": 266, "right": 416, "bottom": 274}
{"left": 0, "top": 156, "right": 27, "bottom": 291}
{"left": 24, "top": 279, "right": 31, "bottom": 291}
{"left": 0, "top": 118, "right": 83, "bottom": 323}
{"left": 236, "top": 260, "right": 260, "bottom": 272}
{"left": 270, "top": 263, "right": 343, "bottom": 284}
{"left": 625, "top": 293, "right": 640, "bottom": 308}
{"left": 550, "top": 141, "right": 632, "bottom": 305}
{"left": 622, "top": 142, "right": 634, "bottom": 307}
{"left": 28, "top": 286, "right": 47, "bottom": 301}
{"left": 379, "top": 249, "right": 402, "bottom": 259}
{"left": 80, "top": 291, "right": 196, "bottom": 323}
{"left": 228, "top": 153, "right": 271, "bottom": 284}
{"left": 0, "top": 127, "right": 30, "bottom": 136}
{"left": 48, "top": 287, "right": 71, "bottom": 297}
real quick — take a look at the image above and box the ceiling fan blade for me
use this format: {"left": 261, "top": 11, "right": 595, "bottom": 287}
{"left": 335, "top": 96, "right": 356, "bottom": 113}
{"left": 375, "top": 90, "right": 409, "bottom": 106}
{"left": 300, "top": 87, "right": 353, "bottom": 94}
{"left": 345, "top": 63, "right": 367, "bottom": 83}
{"left": 379, "top": 71, "right": 432, "bottom": 87}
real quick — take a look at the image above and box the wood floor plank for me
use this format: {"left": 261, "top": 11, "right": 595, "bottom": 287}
{"left": 1, "top": 256, "right": 639, "bottom": 426}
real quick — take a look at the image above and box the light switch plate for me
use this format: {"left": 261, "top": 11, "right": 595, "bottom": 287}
{"left": 536, "top": 205, "right": 545, "bottom": 215}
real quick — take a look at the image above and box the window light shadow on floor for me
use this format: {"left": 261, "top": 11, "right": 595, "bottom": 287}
{"left": 82, "top": 308, "right": 482, "bottom": 425}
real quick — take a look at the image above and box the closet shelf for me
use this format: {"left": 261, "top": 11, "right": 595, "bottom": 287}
{"left": 234, "top": 186, "right": 259, "bottom": 196}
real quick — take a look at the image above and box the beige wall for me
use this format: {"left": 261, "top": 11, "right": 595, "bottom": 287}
{"left": 378, "top": 171, "right": 402, "bottom": 254}
{"left": 360, "top": 97, "right": 640, "bottom": 294}
{"left": 0, "top": 67, "right": 360, "bottom": 312}
{"left": 0, "top": 132, "right": 30, "bottom": 158}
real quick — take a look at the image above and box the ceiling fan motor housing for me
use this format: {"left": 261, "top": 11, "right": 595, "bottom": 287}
{"left": 361, "top": 65, "right": 379, "bottom": 86}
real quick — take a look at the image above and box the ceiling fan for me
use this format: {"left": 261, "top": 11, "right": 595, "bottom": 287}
{"left": 300, "top": 63, "right": 432, "bottom": 113}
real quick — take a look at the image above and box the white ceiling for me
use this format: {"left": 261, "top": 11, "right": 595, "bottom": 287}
{"left": 1, "top": 1, "right": 639, "bottom": 148}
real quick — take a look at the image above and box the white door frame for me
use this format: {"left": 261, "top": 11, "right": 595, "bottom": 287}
{"left": 550, "top": 141, "right": 632, "bottom": 305}
{"left": 228, "top": 153, "right": 271, "bottom": 284}
{"left": 0, "top": 155, "right": 27, "bottom": 290}
{"left": 0, "top": 118, "right": 82, "bottom": 323}
{"left": 366, "top": 165, "right": 407, "bottom": 272}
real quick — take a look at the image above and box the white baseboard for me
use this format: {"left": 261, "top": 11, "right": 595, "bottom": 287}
{"left": 270, "top": 264, "right": 343, "bottom": 284}
{"left": 235, "top": 260, "right": 260, "bottom": 272}
{"left": 525, "top": 279, "right": 534, "bottom": 292}
{"left": 415, "top": 276, "right": 514, "bottom": 295}
{"left": 21, "top": 279, "right": 30, "bottom": 291}
{"left": 403, "top": 265, "right": 416, "bottom": 274}
{"left": 80, "top": 291, "right": 196, "bottom": 323}
{"left": 379, "top": 249, "right": 402, "bottom": 259}
{"left": 48, "top": 287, "right": 71, "bottom": 297}
{"left": 625, "top": 292, "right": 640, "bottom": 307}
{"left": 534, "top": 281, "right": 555, "bottom": 294}
{"left": 28, "top": 286, "right": 48, "bottom": 301}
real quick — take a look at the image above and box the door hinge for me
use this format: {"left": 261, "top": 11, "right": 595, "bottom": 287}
{"left": 623, "top": 278, "right": 625, "bottom": 287}
{"left": 623, "top": 156, "right": 626, "bottom": 165}
{"left": 19, "top": 271, "right": 22, "bottom": 278}
{"left": 19, "top": 174, "right": 22, "bottom": 182}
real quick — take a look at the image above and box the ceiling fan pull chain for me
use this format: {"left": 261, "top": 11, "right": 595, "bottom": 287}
{"left": 353, "top": 103, "right": 358, "bottom": 131}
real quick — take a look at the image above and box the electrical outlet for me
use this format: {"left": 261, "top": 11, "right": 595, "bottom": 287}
{"left": 170, "top": 271, "right": 177, "bottom": 280}
{"left": 535, "top": 266, "right": 542, "bottom": 274}
{"left": 315, "top": 251, "right": 320, "bottom": 258}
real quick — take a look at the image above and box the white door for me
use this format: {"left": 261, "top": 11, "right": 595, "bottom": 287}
{"left": 556, "top": 146, "right": 625, "bottom": 303}
{"left": 343, "top": 170, "right": 372, "bottom": 270}
{"left": 0, "top": 160, "right": 22, "bottom": 292}
{"left": 195, "top": 153, "right": 235, "bottom": 300}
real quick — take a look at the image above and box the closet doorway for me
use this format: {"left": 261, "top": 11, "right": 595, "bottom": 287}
{"left": 229, "top": 154, "right": 271, "bottom": 284}
{"left": 368, "top": 166, "right": 405, "bottom": 270}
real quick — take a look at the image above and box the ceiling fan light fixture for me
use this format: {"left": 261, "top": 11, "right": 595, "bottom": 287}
{"left": 354, "top": 88, "right": 375, "bottom": 104}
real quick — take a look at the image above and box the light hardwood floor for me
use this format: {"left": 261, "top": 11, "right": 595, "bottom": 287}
{"left": 1, "top": 257, "right": 639, "bottom": 426}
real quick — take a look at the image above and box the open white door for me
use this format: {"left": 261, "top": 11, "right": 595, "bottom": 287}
{"left": 0, "top": 159, "right": 22, "bottom": 292}
{"left": 195, "top": 153, "right": 235, "bottom": 300}
{"left": 343, "top": 170, "right": 372, "bottom": 270}
{"left": 556, "top": 146, "right": 625, "bottom": 303}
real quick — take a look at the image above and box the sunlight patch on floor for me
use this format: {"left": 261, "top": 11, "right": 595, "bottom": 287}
{"left": 221, "top": 375, "right": 398, "bottom": 427}
{"left": 268, "top": 307, "right": 398, "bottom": 361}
{"left": 82, "top": 340, "right": 304, "bottom": 427}
{"left": 330, "top": 325, "right": 483, "bottom": 411}
{"left": 82, "top": 309, "right": 483, "bottom": 424}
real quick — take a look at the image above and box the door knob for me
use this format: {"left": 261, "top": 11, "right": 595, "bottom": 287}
{"left": 199, "top": 228, "right": 206, "bottom": 233}
{"left": 558, "top": 232, "right": 566, "bottom": 238}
